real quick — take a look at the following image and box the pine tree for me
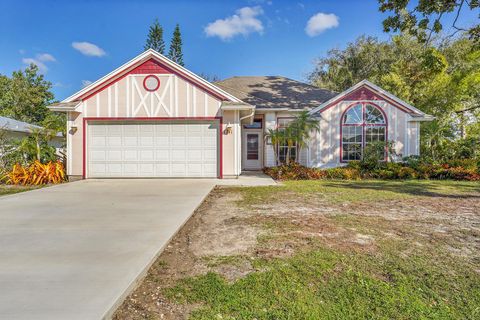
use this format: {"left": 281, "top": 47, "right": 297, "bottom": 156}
{"left": 144, "top": 18, "right": 165, "bottom": 54}
{"left": 168, "top": 24, "right": 184, "bottom": 66}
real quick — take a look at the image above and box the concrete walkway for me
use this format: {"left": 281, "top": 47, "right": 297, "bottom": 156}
{"left": 217, "top": 171, "right": 277, "bottom": 186}
{"left": 0, "top": 179, "right": 216, "bottom": 320}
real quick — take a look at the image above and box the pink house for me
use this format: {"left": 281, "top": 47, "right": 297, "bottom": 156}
{"left": 48, "top": 49, "right": 433, "bottom": 179}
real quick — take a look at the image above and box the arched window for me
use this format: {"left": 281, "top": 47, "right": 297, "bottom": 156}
{"left": 341, "top": 103, "right": 387, "bottom": 161}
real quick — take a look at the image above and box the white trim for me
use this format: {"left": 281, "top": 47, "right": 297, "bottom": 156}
{"left": 204, "top": 92, "right": 208, "bottom": 116}
{"left": 404, "top": 115, "right": 409, "bottom": 156}
{"left": 193, "top": 87, "right": 197, "bottom": 117}
{"left": 108, "top": 86, "right": 111, "bottom": 117}
{"left": 221, "top": 105, "right": 255, "bottom": 111}
{"left": 62, "top": 49, "right": 241, "bottom": 103}
{"left": 115, "top": 82, "right": 119, "bottom": 117}
{"left": 309, "top": 79, "right": 427, "bottom": 116}
{"left": 234, "top": 110, "right": 238, "bottom": 175}
{"left": 186, "top": 82, "right": 190, "bottom": 117}
{"left": 415, "top": 122, "right": 420, "bottom": 155}
{"left": 174, "top": 76, "right": 178, "bottom": 117}
{"left": 67, "top": 112, "right": 72, "bottom": 176}
{"left": 47, "top": 101, "right": 82, "bottom": 112}
{"left": 96, "top": 95, "right": 100, "bottom": 117}
{"left": 126, "top": 76, "right": 130, "bottom": 117}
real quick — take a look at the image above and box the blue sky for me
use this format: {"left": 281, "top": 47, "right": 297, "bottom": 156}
{"left": 0, "top": 0, "right": 477, "bottom": 101}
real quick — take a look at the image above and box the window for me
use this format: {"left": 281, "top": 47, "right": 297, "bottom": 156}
{"left": 143, "top": 75, "right": 160, "bottom": 91}
{"left": 246, "top": 134, "right": 259, "bottom": 160}
{"left": 277, "top": 118, "right": 297, "bottom": 163}
{"left": 341, "top": 103, "right": 387, "bottom": 161}
{"left": 243, "top": 118, "right": 263, "bottom": 129}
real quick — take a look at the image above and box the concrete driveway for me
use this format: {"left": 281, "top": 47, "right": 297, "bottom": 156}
{"left": 0, "top": 179, "right": 216, "bottom": 320}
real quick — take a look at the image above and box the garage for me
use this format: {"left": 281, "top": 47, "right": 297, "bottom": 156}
{"left": 87, "top": 121, "right": 219, "bottom": 178}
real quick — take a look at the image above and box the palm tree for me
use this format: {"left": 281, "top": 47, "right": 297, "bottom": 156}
{"left": 265, "top": 128, "right": 284, "bottom": 165}
{"left": 289, "top": 111, "right": 320, "bottom": 164}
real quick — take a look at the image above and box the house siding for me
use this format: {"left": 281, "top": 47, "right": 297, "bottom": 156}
{"left": 310, "top": 100, "right": 420, "bottom": 168}
{"left": 67, "top": 73, "right": 235, "bottom": 177}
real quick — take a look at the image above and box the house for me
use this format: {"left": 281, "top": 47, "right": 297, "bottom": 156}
{"left": 48, "top": 49, "right": 433, "bottom": 179}
{"left": 0, "top": 116, "right": 64, "bottom": 152}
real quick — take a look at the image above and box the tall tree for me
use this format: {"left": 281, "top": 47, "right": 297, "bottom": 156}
{"left": 308, "top": 34, "right": 480, "bottom": 161}
{"left": 308, "top": 35, "right": 394, "bottom": 92}
{"left": 144, "top": 18, "right": 165, "bottom": 54}
{"left": 0, "top": 64, "right": 54, "bottom": 125}
{"left": 168, "top": 24, "right": 184, "bottom": 66}
{"left": 379, "top": 0, "right": 480, "bottom": 44}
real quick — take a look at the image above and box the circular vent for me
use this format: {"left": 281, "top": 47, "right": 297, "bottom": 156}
{"left": 143, "top": 75, "right": 160, "bottom": 91}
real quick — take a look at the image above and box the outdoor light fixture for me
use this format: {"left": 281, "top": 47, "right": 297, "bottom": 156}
{"left": 224, "top": 124, "right": 233, "bottom": 135}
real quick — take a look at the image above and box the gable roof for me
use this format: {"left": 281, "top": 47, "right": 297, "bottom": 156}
{"left": 310, "top": 79, "right": 431, "bottom": 118}
{"left": 61, "top": 49, "right": 242, "bottom": 104}
{"left": 214, "top": 76, "right": 337, "bottom": 110}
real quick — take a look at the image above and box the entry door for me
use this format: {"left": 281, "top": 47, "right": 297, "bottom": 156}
{"left": 242, "top": 131, "right": 263, "bottom": 170}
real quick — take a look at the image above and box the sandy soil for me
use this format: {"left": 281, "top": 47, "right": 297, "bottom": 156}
{"left": 113, "top": 185, "right": 480, "bottom": 319}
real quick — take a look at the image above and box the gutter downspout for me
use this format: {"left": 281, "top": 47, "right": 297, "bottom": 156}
{"left": 239, "top": 108, "right": 255, "bottom": 123}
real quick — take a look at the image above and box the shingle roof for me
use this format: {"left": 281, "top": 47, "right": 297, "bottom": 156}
{"left": 214, "top": 76, "right": 337, "bottom": 110}
{"left": 0, "top": 116, "right": 42, "bottom": 133}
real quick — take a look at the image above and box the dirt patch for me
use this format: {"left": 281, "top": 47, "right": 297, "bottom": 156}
{"left": 113, "top": 187, "right": 263, "bottom": 320}
{"left": 113, "top": 184, "right": 480, "bottom": 319}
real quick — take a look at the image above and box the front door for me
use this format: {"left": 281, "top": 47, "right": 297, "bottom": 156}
{"left": 242, "top": 131, "right": 263, "bottom": 170}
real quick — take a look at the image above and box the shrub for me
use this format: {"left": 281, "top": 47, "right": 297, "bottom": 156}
{"left": 325, "top": 167, "right": 361, "bottom": 180}
{"left": 3, "top": 161, "right": 66, "bottom": 185}
{"left": 397, "top": 167, "right": 418, "bottom": 179}
{"left": 263, "top": 159, "right": 478, "bottom": 181}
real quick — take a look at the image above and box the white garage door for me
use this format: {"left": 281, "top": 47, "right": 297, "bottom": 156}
{"left": 87, "top": 121, "right": 218, "bottom": 178}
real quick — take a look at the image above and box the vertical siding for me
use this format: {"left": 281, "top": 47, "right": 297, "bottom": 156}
{"left": 68, "top": 73, "right": 228, "bottom": 177}
{"left": 264, "top": 112, "right": 277, "bottom": 167}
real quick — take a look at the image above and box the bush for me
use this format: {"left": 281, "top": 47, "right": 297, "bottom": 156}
{"left": 3, "top": 161, "right": 66, "bottom": 185}
{"left": 264, "top": 159, "right": 479, "bottom": 181}
{"left": 397, "top": 167, "right": 418, "bottom": 179}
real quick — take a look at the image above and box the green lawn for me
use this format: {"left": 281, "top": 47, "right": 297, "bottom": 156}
{"left": 164, "top": 180, "right": 480, "bottom": 319}
{"left": 0, "top": 185, "right": 40, "bottom": 196}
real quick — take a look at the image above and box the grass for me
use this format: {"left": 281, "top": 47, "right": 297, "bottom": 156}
{"left": 163, "top": 180, "right": 480, "bottom": 319}
{"left": 0, "top": 184, "right": 39, "bottom": 196}
{"left": 238, "top": 179, "right": 480, "bottom": 206}
{"left": 166, "top": 245, "right": 480, "bottom": 319}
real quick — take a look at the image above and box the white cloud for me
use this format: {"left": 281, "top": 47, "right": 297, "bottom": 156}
{"left": 72, "top": 41, "right": 106, "bottom": 57}
{"left": 81, "top": 80, "right": 93, "bottom": 88}
{"left": 305, "top": 12, "right": 339, "bottom": 37}
{"left": 21, "top": 52, "right": 56, "bottom": 72}
{"left": 204, "top": 6, "right": 264, "bottom": 41}
{"left": 37, "top": 53, "right": 56, "bottom": 62}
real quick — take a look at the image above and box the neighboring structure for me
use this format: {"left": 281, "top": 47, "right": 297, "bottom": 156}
{"left": 0, "top": 116, "right": 64, "bottom": 151}
{"left": 0, "top": 116, "right": 44, "bottom": 140}
{"left": 48, "top": 49, "right": 433, "bottom": 179}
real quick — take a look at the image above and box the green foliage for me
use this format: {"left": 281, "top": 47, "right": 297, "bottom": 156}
{"left": 263, "top": 158, "right": 480, "bottom": 181}
{"left": 0, "top": 127, "right": 59, "bottom": 169}
{"left": 361, "top": 140, "right": 397, "bottom": 170}
{"left": 168, "top": 24, "right": 184, "bottom": 66}
{"left": 308, "top": 34, "right": 480, "bottom": 162}
{"left": 379, "top": 0, "right": 480, "bottom": 44}
{"left": 0, "top": 64, "right": 54, "bottom": 125}
{"left": 265, "top": 111, "right": 320, "bottom": 165}
{"left": 144, "top": 18, "right": 165, "bottom": 54}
